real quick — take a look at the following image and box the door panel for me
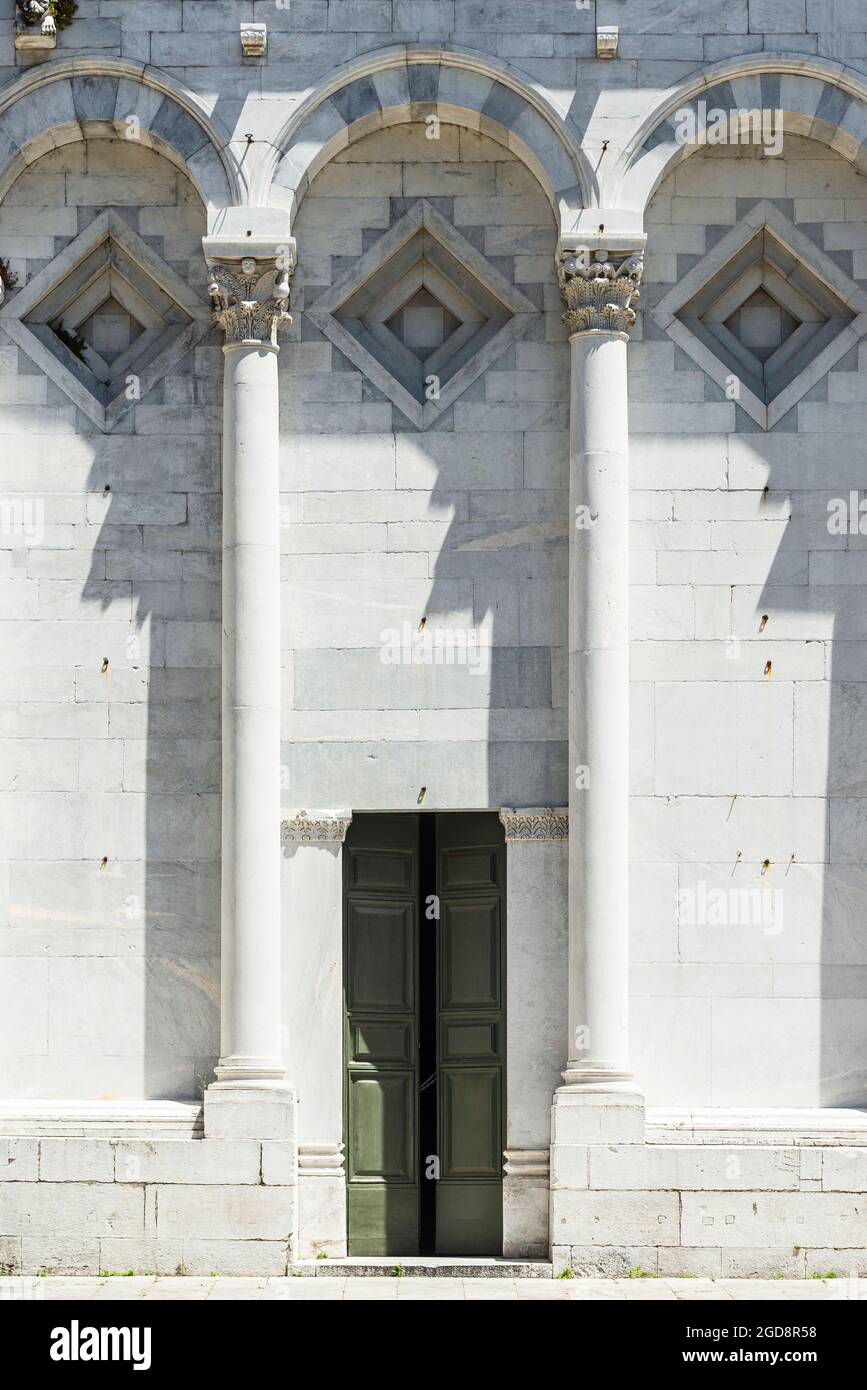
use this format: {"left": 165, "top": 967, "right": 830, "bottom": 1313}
{"left": 346, "top": 900, "right": 414, "bottom": 1012}
{"left": 435, "top": 812, "right": 506, "bottom": 1255}
{"left": 344, "top": 814, "right": 419, "bottom": 1256}
{"left": 440, "top": 898, "right": 501, "bottom": 1009}
{"left": 343, "top": 811, "right": 505, "bottom": 1256}
{"left": 440, "top": 1067, "right": 501, "bottom": 1176}
{"left": 348, "top": 1073, "right": 415, "bottom": 1179}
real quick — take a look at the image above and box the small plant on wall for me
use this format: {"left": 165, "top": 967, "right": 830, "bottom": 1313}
{"left": 50, "top": 0, "right": 77, "bottom": 29}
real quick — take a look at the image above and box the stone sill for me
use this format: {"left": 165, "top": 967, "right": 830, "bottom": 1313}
{"left": 0, "top": 1100, "right": 203, "bottom": 1139}
{"left": 647, "top": 1107, "right": 867, "bottom": 1147}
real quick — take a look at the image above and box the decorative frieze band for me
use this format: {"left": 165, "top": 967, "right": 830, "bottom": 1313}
{"left": 558, "top": 248, "right": 643, "bottom": 337}
{"left": 206, "top": 247, "right": 295, "bottom": 346}
{"left": 281, "top": 810, "right": 353, "bottom": 844}
{"left": 499, "top": 807, "right": 568, "bottom": 841}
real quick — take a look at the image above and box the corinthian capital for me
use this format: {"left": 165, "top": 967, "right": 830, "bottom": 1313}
{"left": 205, "top": 243, "right": 296, "bottom": 347}
{"left": 558, "top": 248, "right": 643, "bottom": 338}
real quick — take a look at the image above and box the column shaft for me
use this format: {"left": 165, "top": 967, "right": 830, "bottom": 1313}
{"left": 218, "top": 341, "right": 284, "bottom": 1083}
{"left": 566, "top": 330, "right": 631, "bottom": 1085}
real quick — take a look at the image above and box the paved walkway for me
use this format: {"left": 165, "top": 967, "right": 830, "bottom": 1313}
{"left": 2, "top": 1276, "right": 863, "bottom": 1300}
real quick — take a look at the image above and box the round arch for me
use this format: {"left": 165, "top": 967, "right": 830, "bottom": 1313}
{"left": 0, "top": 57, "right": 242, "bottom": 210}
{"left": 613, "top": 54, "right": 867, "bottom": 214}
{"left": 261, "top": 45, "right": 596, "bottom": 234}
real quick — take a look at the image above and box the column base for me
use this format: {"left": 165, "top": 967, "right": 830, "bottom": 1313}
{"left": 204, "top": 1081, "right": 296, "bottom": 1141}
{"left": 560, "top": 1059, "right": 638, "bottom": 1089}
{"left": 213, "top": 1057, "right": 288, "bottom": 1085}
{"left": 552, "top": 1080, "right": 645, "bottom": 1147}
{"left": 297, "top": 1143, "right": 347, "bottom": 1260}
{"left": 550, "top": 1080, "right": 646, "bottom": 1266}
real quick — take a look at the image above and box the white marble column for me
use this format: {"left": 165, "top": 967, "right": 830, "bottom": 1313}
{"left": 202, "top": 232, "right": 295, "bottom": 1136}
{"left": 557, "top": 245, "right": 644, "bottom": 1095}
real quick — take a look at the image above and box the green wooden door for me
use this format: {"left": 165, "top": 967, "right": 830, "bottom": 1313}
{"left": 344, "top": 812, "right": 505, "bottom": 1256}
{"left": 435, "top": 812, "right": 505, "bottom": 1255}
{"left": 344, "top": 814, "right": 420, "bottom": 1255}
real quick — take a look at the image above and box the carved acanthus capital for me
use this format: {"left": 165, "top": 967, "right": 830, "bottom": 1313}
{"left": 499, "top": 807, "right": 568, "bottom": 841}
{"left": 206, "top": 246, "right": 295, "bottom": 347}
{"left": 558, "top": 249, "right": 643, "bottom": 337}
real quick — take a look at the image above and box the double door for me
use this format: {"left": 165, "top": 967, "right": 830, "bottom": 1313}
{"left": 343, "top": 811, "right": 506, "bottom": 1255}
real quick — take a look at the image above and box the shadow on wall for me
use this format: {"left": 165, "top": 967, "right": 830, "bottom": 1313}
{"left": 284, "top": 120, "right": 570, "bottom": 817}
{"left": 757, "top": 428, "right": 867, "bottom": 1108}
{"left": 67, "top": 141, "right": 224, "bottom": 1101}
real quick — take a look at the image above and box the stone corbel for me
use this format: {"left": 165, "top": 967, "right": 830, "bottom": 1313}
{"left": 240, "top": 22, "right": 267, "bottom": 58}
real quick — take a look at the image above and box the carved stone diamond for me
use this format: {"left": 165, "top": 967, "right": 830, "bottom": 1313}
{"left": 306, "top": 199, "right": 537, "bottom": 429}
{"left": 0, "top": 210, "right": 211, "bottom": 431}
{"left": 652, "top": 200, "right": 867, "bottom": 430}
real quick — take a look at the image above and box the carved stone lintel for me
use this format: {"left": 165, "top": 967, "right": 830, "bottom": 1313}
{"left": 206, "top": 246, "right": 295, "bottom": 347}
{"left": 282, "top": 810, "right": 353, "bottom": 844}
{"left": 558, "top": 248, "right": 643, "bottom": 337}
{"left": 240, "top": 22, "right": 267, "bottom": 58}
{"left": 499, "top": 807, "right": 568, "bottom": 842}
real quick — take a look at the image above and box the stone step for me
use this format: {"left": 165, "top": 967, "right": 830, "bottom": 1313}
{"left": 296, "top": 1257, "right": 553, "bottom": 1279}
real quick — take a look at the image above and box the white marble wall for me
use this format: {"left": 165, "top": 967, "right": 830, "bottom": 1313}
{"left": 630, "top": 135, "right": 867, "bottom": 1108}
{"left": 0, "top": 138, "right": 220, "bottom": 1101}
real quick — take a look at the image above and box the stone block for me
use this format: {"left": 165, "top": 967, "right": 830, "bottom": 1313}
{"left": 589, "top": 1145, "right": 800, "bottom": 1191}
{"left": 155, "top": 1184, "right": 294, "bottom": 1242}
{"left": 822, "top": 1149, "right": 867, "bottom": 1191}
{"left": 180, "top": 1238, "right": 289, "bottom": 1276}
{"left": 114, "top": 1139, "right": 260, "bottom": 1185}
{"left": 261, "top": 1142, "right": 298, "bottom": 1187}
{"left": 204, "top": 1086, "right": 296, "bottom": 1142}
{"left": 551, "top": 1093, "right": 646, "bottom": 1146}
{"left": 682, "top": 1192, "right": 867, "bottom": 1248}
{"left": 553, "top": 1189, "right": 680, "bottom": 1246}
{"left": 503, "top": 1176, "right": 548, "bottom": 1259}
{"left": 804, "top": 1249, "right": 867, "bottom": 1278}
{"left": 0, "top": 1183, "right": 144, "bottom": 1238}
{"left": 720, "top": 1246, "right": 804, "bottom": 1278}
{"left": 96, "top": 1237, "right": 184, "bottom": 1276}
{"left": 39, "top": 1140, "right": 115, "bottom": 1183}
{"left": 658, "top": 1246, "right": 723, "bottom": 1277}
{"left": 0, "top": 1236, "right": 21, "bottom": 1273}
{"left": 0, "top": 1139, "right": 38, "bottom": 1182}
{"left": 566, "top": 1244, "right": 660, "bottom": 1278}
{"left": 549, "top": 1145, "right": 588, "bottom": 1190}
{"left": 21, "top": 1236, "right": 100, "bottom": 1276}
{"left": 297, "top": 1174, "right": 346, "bottom": 1259}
